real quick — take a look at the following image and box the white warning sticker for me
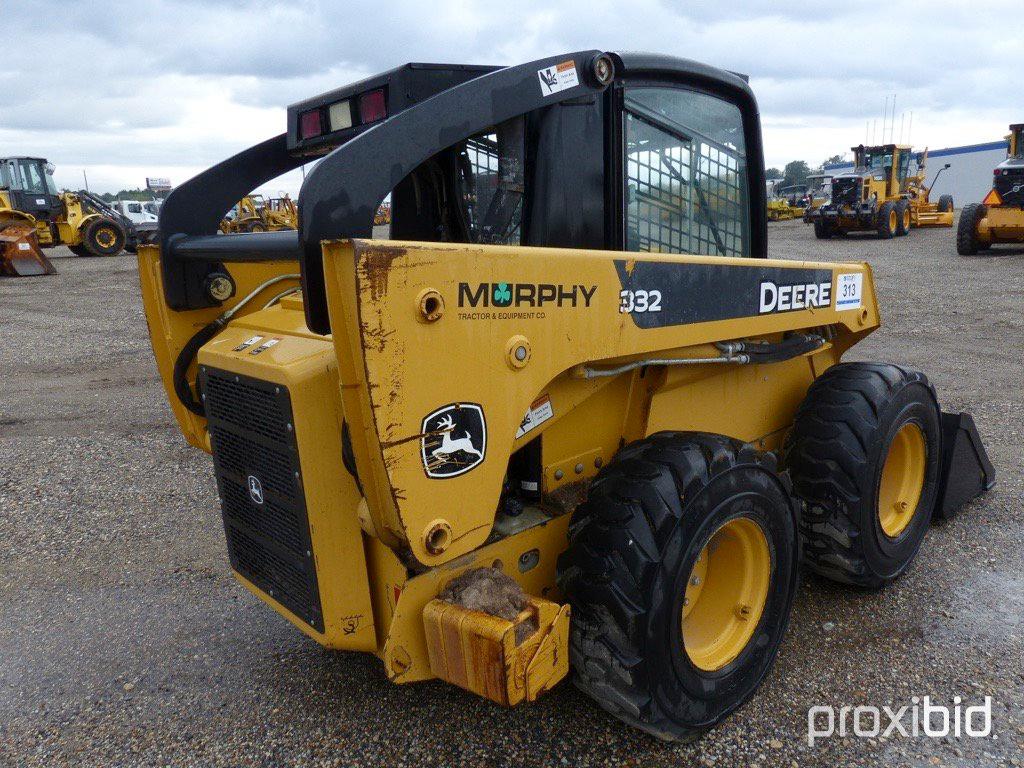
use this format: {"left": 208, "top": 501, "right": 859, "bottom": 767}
{"left": 17, "top": 242, "right": 31, "bottom": 251}
{"left": 537, "top": 60, "right": 579, "bottom": 97}
{"left": 835, "top": 273, "right": 863, "bottom": 310}
{"left": 515, "top": 394, "right": 554, "bottom": 438}
{"left": 233, "top": 335, "right": 263, "bottom": 352}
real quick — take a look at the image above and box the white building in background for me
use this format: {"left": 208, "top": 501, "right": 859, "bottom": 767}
{"left": 823, "top": 139, "right": 1008, "bottom": 206}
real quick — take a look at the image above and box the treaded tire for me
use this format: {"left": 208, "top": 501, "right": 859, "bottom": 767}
{"left": 785, "top": 363, "right": 942, "bottom": 588}
{"left": 813, "top": 219, "right": 831, "bottom": 239}
{"left": 938, "top": 194, "right": 954, "bottom": 213}
{"left": 557, "top": 432, "right": 799, "bottom": 742}
{"left": 895, "top": 199, "right": 911, "bottom": 236}
{"left": 956, "top": 203, "right": 988, "bottom": 256}
{"left": 877, "top": 201, "right": 897, "bottom": 239}
{"left": 68, "top": 244, "right": 90, "bottom": 258}
{"left": 83, "top": 217, "right": 126, "bottom": 256}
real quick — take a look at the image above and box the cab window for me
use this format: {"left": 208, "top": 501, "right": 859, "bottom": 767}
{"left": 623, "top": 87, "right": 749, "bottom": 257}
{"left": 18, "top": 160, "right": 47, "bottom": 194}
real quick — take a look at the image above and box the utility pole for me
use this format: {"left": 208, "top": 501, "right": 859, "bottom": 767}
{"left": 82, "top": 169, "right": 89, "bottom": 192}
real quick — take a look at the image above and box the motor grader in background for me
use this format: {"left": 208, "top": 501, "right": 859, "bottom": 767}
{"left": 219, "top": 193, "right": 298, "bottom": 233}
{"left": 0, "top": 156, "right": 147, "bottom": 276}
{"left": 957, "top": 123, "right": 1024, "bottom": 255}
{"left": 807, "top": 143, "right": 954, "bottom": 239}
{"left": 141, "top": 51, "right": 994, "bottom": 741}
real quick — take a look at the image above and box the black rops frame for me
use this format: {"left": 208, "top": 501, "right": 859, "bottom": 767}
{"left": 157, "top": 50, "right": 768, "bottom": 336}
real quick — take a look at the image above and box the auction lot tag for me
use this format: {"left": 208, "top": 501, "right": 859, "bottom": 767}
{"left": 537, "top": 60, "right": 579, "bottom": 97}
{"left": 836, "top": 273, "right": 863, "bottom": 310}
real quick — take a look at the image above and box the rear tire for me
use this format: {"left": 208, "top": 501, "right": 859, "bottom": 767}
{"left": 956, "top": 203, "right": 988, "bottom": 256}
{"left": 877, "top": 201, "right": 898, "bottom": 239}
{"left": 68, "top": 244, "right": 90, "bottom": 257}
{"left": 895, "top": 200, "right": 911, "bottom": 236}
{"left": 785, "top": 363, "right": 942, "bottom": 588}
{"left": 938, "top": 195, "right": 954, "bottom": 213}
{"left": 558, "top": 432, "right": 799, "bottom": 741}
{"left": 82, "top": 218, "right": 126, "bottom": 256}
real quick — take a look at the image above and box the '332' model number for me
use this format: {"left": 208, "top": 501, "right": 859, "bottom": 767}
{"left": 619, "top": 289, "right": 662, "bottom": 314}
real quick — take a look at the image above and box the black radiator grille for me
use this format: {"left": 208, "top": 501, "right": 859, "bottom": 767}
{"left": 200, "top": 367, "right": 323, "bottom": 632}
{"left": 994, "top": 170, "right": 1024, "bottom": 207}
{"left": 832, "top": 177, "right": 860, "bottom": 206}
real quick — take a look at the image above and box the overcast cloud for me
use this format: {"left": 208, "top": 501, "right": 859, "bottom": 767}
{"left": 2, "top": 0, "right": 1020, "bottom": 195}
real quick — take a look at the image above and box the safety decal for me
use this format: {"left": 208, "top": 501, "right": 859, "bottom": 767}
{"left": 515, "top": 394, "right": 554, "bottom": 439}
{"left": 233, "top": 335, "right": 263, "bottom": 352}
{"left": 421, "top": 403, "right": 487, "bottom": 478}
{"left": 17, "top": 242, "right": 30, "bottom": 251}
{"left": 835, "top": 272, "right": 863, "bottom": 311}
{"left": 249, "top": 337, "right": 281, "bottom": 356}
{"left": 537, "top": 60, "right": 579, "bottom": 97}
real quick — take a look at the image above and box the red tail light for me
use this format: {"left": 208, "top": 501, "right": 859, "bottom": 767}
{"left": 299, "top": 109, "right": 323, "bottom": 140}
{"left": 358, "top": 89, "right": 387, "bottom": 124}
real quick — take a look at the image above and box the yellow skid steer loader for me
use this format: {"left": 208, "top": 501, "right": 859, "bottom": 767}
{"left": 140, "top": 52, "right": 994, "bottom": 741}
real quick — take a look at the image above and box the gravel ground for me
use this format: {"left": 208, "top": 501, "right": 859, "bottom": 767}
{"left": 1, "top": 225, "right": 1022, "bottom": 767}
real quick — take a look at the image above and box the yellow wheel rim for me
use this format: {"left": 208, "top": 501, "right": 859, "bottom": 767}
{"left": 96, "top": 227, "right": 116, "bottom": 248}
{"left": 903, "top": 209, "right": 911, "bottom": 231}
{"left": 878, "top": 423, "right": 927, "bottom": 537}
{"left": 682, "top": 517, "right": 771, "bottom": 672}
{"left": 889, "top": 209, "right": 898, "bottom": 233}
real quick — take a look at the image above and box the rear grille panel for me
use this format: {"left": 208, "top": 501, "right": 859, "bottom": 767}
{"left": 994, "top": 170, "right": 1024, "bottom": 207}
{"left": 200, "top": 368, "right": 323, "bottom": 632}
{"left": 832, "top": 177, "right": 859, "bottom": 206}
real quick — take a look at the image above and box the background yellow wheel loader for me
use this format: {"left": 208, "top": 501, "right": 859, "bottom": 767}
{"left": 807, "top": 144, "right": 954, "bottom": 239}
{"left": 957, "top": 123, "right": 1024, "bottom": 255}
{"left": 0, "top": 156, "right": 144, "bottom": 269}
{"left": 140, "top": 51, "right": 994, "bottom": 742}
{"left": 219, "top": 194, "right": 298, "bottom": 233}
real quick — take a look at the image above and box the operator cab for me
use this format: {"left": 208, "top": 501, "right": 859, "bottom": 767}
{"left": 853, "top": 144, "right": 911, "bottom": 196}
{"left": 158, "top": 52, "right": 768, "bottom": 333}
{"left": 0, "top": 157, "right": 62, "bottom": 221}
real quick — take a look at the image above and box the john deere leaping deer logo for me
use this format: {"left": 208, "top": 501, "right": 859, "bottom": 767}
{"left": 420, "top": 403, "right": 487, "bottom": 478}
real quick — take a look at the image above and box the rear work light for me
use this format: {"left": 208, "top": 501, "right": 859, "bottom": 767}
{"left": 299, "top": 109, "right": 323, "bottom": 140}
{"left": 358, "top": 89, "right": 387, "bottom": 124}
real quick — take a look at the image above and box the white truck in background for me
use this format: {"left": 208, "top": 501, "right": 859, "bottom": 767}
{"left": 111, "top": 199, "right": 159, "bottom": 226}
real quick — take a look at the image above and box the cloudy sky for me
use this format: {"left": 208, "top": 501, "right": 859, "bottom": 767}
{"left": 2, "top": 0, "right": 1020, "bottom": 195}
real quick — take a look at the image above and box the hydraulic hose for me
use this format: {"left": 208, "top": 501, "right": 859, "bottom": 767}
{"left": 172, "top": 273, "right": 300, "bottom": 416}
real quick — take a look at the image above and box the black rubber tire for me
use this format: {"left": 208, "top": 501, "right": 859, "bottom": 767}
{"left": 895, "top": 199, "right": 911, "bottom": 236}
{"left": 784, "top": 363, "right": 942, "bottom": 588}
{"left": 813, "top": 219, "right": 831, "bottom": 239}
{"left": 82, "top": 218, "right": 126, "bottom": 256}
{"left": 956, "top": 203, "right": 988, "bottom": 256}
{"left": 938, "top": 195, "right": 954, "bottom": 213}
{"left": 557, "top": 432, "right": 799, "bottom": 742}
{"left": 876, "top": 201, "right": 897, "bottom": 239}
{"left": 67, "top": 244, "right": 90, "bottom": 258}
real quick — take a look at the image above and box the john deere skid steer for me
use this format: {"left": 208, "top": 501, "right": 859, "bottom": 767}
{"left": 807, "top": 144, "right": 954, "bottom": 239}
{"left": 141, "top": 52, "right": 994, "bottom": 741}
{"left": 957, "top": 123, "right": 1024, "bottom": 255}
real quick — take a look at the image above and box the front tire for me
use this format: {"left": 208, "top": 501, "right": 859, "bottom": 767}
{"left": 785, "top": 363, "right": 942, "bottom": 588}
{"left": 813, "top": 219, "right": 831, "bottom": 239}
{"left": 938, "top": 195, "right": 954, "bottom": 213}
{"left": 956, "top": 203, "right": 988, "bottom": 256}
{"left": 896, "top": 200, "right": 911, "bottom": 236}
{"left": 82, "top": 218, "right": 126, "bottom": 256}
{"left": 877, "top": 201, "right": 898, "bottom": 239}
{"left": 558, "top": 432, "right": 799, "bottom": 741}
